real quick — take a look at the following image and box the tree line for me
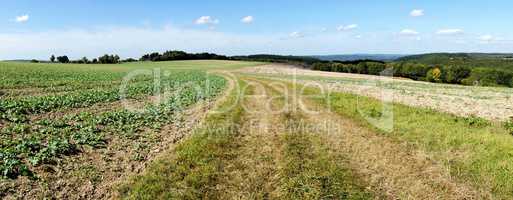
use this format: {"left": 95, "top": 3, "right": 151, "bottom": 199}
{"left": 36, "top": 51, "right": 318, "bottom": 65}
{"left": 44, "top": 54, "right": 133, "bottom": 64}
{"left": 311, "top": 61, "right": 513, "bottom": 87}
{"left": 139, "top": 50, "right": 228, "bottom": 61}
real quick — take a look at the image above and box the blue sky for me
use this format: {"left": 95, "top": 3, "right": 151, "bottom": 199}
{"left": 1, "top": 0, "right": 513, "bottom": 60}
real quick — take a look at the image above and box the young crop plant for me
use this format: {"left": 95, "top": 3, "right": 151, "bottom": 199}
{"left": 0, "top": 71, "right": 226, "bottom": 178}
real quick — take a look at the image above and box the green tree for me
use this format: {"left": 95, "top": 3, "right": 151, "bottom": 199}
{"left": 56, "top": 56, "right": 69, "bottom": 63}
{"left": 50, "top": 55, "right": 55, "bottom": 62}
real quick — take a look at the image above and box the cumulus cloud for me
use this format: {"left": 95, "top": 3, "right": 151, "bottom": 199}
{"left": 15, "top": 14, "right": 29, "bottom": 23}
{"left": 436, "top": 29, "right": 464, "bottom": 35}
{"left": 337, "top": 24, "right": 358, "bottom": 31}
{"left": 241, "top": 16, "right": 254, "bottom": 24}
{"left": 399, "top": 29, "right": 419, "bottom": 36}
{"left": 195, "top": 16, "right": 219, "bottom": 25}
{"left": 410, "top": 9, "right": 424, "bottom": 17}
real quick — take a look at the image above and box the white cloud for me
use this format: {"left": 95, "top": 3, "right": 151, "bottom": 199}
{"left": 289, "top": 31, "right": 304, "bottom": 38}
{"left": 410, "top": 9, "right": 424, "bottom": 17}
{"left": 15, "top": 15, "right": 29, "bottom": 23}
{"left": 241, "top": 16, "right": 254, "bottom": 24}
{"left": 355, "top": 35, "right": 362, "bottom": 39}
{"left": 195, "top": 16, "right": 219, "bottom": 25}
{"left": 399, "top": 29, "right": 419, "bottom": 36}
{"left": 337, "top": 24, "right": 358, "bottom": 31}
{"left": 436, "top": 29, "right": 464, "bottom": 35}
{"left": 479, "top": 35, "right": 494, "bottom": 43}
{"left": 0, "top": 26, "right": 279, "bottom": 60}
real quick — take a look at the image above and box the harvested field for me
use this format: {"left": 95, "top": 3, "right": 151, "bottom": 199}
{"left": 240, "top": 64, "right": 513, "bottom": 121}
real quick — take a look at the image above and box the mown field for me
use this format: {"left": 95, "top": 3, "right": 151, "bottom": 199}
{"left": 1, "top": 60, "right": 513, "bottom": 199}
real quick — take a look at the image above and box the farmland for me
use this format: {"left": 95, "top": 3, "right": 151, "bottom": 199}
{"left": 1, "top": 60, "right": 513, "bottom": 199}
{"left": 0, "top": 60, "right": 262, "bottom": 198}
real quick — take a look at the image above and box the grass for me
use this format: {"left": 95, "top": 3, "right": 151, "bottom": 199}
{"left": 253, "top": 78, "right": 373, "bottom": 199}
{"left": 303, "top": 83, "right": 513, "bottom": 199}
{"left": 118, "top": 79, "right": 249, "bottom": 199}
{"left": 279, "top": 111, "right": 372, "bottom": 200}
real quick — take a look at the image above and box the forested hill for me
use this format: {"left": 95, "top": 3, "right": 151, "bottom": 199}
{"left": 396, "top": 53, "right": 513, "bottom": 72}
{"left": 314, "top": 54, "right": 404, "bottom": 62}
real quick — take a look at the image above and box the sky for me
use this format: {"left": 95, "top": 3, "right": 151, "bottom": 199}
{"left": 1, "top": 0, "right": 513, "bottom": 60}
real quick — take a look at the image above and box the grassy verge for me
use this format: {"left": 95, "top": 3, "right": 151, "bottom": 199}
{"left": 117, "top": 80, "right": 249, "bottom": 199}
{"left": 303, "top": 84, "right": 513, "bottom": 199}
{"left": 278, "top": 111, "right": 373, "bottom": 200}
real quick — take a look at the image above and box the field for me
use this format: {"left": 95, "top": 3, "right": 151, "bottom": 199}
{"left": 1, "top": 60, "right": 513, "bottom": 199}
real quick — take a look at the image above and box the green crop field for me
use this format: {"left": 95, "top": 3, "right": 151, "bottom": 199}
{"left": 0, "top": 60, "right": 266, "bottom": 199}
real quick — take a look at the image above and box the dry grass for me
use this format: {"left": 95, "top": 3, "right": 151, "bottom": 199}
{"left": 241, "top": 64, "right": 513, "bottom": 121}
{"left": 256, "top": 77, "right": 489, "bottom": 199}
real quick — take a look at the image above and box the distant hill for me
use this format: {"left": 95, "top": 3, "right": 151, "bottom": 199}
{"left": 397, "top": 53, "right": 513, "bottom": 71}
{"left": 313, "top": 54, "right": 405, "bottom": 62}
{"left": 232, "top": 54, "right": 320, "bottom": 66}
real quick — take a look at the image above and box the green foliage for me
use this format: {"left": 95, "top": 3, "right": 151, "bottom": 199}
{"left": 140, "top": 50, "right": 228, "bottom": 62}
{"left": 444, "top": 65, "right": 471, "bottom": 83}
{"left": 0, "top": 65, "right": 227, "bottom": 178}
{"left": 56, "top": 55, "right": 69, "bottom": 63}
{"left": 98, "top": 54, "right": 120, "bottom": 64}
{"left": 311, "top": 59, "right": 513, "bottom": 88}
{"left": 312, "top": 61, "right": 386, "bottom": 75}
{"left": 462, "top": 68, "right": 513, "bottom": 87}
{"left": 426, "top": 67, "right": 442, "bottom": 82}
{"left": 397, "top": 53, "right": 513, "bottom": 72}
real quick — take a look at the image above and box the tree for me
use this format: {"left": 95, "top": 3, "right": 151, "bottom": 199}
{"left": 50, "top": 55, "right": 55, "bottom": 62}
{"left": 426, "top": 67, "right": 442, "bottom": 82}
{"left": 80, "top": 57, "right": 89, "bottom": 64}
{"left": 444, "top": 66, "right": 471, "bottom": 83}
{"left": 56, "top": 56, "right": 70, "bottom": 63}
{"left": 98, "top": 54, "right": 120, "bottom": 64}
{"left": 92, "top": 58, "right": 98, "bottom": 64}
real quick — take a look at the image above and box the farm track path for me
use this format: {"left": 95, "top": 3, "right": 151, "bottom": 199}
{"left": 244, "top": 74, "right": 486, "bottom": 199}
